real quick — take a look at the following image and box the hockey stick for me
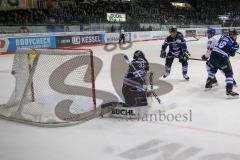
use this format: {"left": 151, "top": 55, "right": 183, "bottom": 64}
{"left": 186, "top": 36, "right": 201, "bottom": 42}
{"left": 123, "top": 55, "right": 161, "bottom": 104}
{"left": 189, "top": 58, "right": 206, "bottom": 61}
{"left": 166, "top": 36, "right": 202, "bottom": 45}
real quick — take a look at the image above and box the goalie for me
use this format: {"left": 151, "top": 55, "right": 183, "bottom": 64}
{"left": 122, "top": 50, "right": 150, "bottom": 107}
{"left": 111, "top": 50, "right": 151, "bottom": 118}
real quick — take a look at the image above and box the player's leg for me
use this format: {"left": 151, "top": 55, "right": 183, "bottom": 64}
{"left": 119, "top": 35, "right": 122, "bottom": 44}
{"left": 220, "top": 69, "right": 237, "bottom": 87}
{"left": 222, "top": 59, "right": 239, "bottom": 97}
{"left": 163, "top": 53, "right": 174, "bottom": 78}
{"left": 205, "top": 58, "right": 218, "bottom": 89}
{"left": 178, "top": 52, "right": 190, "bottom": 80}
{"left": 206, "top": 68, "right": 217, "bottom": 88}
{"left": 181, "top": 60, "right": 189, "bottom": 80}
{"left": 118, "top": 79, "right": 149, "bottom": 119}
{"left": 122, "top": 78, "right": 148, "bottom": 107}
{"left": 223, "top": 59, "right": 237, "bottom": 87}
{"left": 206, "top": 62, "right": 218, "bottom": 86}
{"left": 123, "top": 34, "right": 125, "bottom": 43}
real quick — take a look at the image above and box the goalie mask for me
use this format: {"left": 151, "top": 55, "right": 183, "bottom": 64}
{"left": 133, "top": 50, "right": 145, "bottom": 59}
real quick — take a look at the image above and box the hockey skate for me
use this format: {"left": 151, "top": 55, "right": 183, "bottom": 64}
{"left": 226, "top": 88, "right": 239, "bottom": 99}
{"left": 183, "top": 74, "right": 190, "bottom": 80}
{"left": 205, "top": 78, "right": 215, "bottom": 89}
{"left": 233, "top": 79, "right": 237, "bottom": 87}
{"left": 211, "top": 77, "right": 218, "bottom": 87}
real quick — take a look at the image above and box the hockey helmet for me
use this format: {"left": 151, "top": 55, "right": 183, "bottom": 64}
{"left": 207, "top": 28, "right": 216, "bottom": 35}
{"left": 229, "top": 28, "right": 238, "bottom": 36}
{"left": 169, "top": 26, "right": 177, "bottom": 32}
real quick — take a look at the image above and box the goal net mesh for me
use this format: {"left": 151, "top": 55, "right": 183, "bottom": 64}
{"left": 0, "top": 48, "right": 98, "bottom": 127}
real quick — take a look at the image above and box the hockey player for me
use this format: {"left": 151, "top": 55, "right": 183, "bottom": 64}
{"left": 202, "top": 28, "right": 220, "bottom": 87}
{"left": 160, "top": 26, "right": 190, "bottom": 80}
{"left": 122, "top": 50, "right": 149, "bottom": 107}
{"left": 119, "top": 27, "right": 125, "bottom": 44}
{"left": 205, "top": 29, "right": 239, "bottom": 97}
{"left": 202, "top": 28, "right": 237, "bottom": 88}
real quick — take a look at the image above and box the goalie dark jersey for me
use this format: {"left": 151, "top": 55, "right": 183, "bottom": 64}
{"left": 122, "top": 51, "right": 149, "bottom": 107}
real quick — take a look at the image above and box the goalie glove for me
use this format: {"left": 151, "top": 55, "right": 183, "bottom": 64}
{"left": 160, "top": 50, "right": 166, "bottom": 58}
{"left": 179, "top": 51, "right": 190, "bottom": 62}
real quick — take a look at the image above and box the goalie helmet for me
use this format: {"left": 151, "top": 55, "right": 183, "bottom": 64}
{"left": 133, "top": 50, "right": 145, "bottom": 59}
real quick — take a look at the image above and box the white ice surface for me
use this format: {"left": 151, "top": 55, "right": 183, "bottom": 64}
{"left": 0, "top": 38, "right": 240, "bottom": 160}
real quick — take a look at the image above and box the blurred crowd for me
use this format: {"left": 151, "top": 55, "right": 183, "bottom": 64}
{"left": 0, "top": 0, "right": 239, "bottom": 27}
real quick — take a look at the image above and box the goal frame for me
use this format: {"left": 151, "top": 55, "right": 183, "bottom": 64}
{"left": 0, "top": 48, "right": 98, "bottom": 127}
{"left": 29, "top": 48, "right": 97, "bottom": 110}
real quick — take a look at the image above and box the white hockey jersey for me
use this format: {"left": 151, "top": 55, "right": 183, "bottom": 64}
{"left": 205, "top": 35, "right": 221, "bottom": 58}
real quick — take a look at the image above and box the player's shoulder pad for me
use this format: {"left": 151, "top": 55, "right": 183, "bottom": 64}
{"left": 177, "top": 32, "right": 184, "bottom": 38}
{"left": 166, "top": 35, "right": 172, "bottom": 40}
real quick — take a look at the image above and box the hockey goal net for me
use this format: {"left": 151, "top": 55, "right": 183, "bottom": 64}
{"left": 0, "top": 48, "right": 99, "bottom": 126}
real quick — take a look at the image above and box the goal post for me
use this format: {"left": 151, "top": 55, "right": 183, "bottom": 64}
{"left": 0, "top": 48, "right": 99, "bottom": 127}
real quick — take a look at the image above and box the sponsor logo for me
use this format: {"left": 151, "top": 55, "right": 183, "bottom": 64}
{"left": 0, "top": 40, "right": 5, "bottom": 48}
{"left": 81, "top": 35, "right": 101, "bottom": 44}
{"left": 105, "top": 33, "right": 130, "bottom": 43}
{"left": 59, "top": 39, "right": 71, "bottom": 44}
{"left": 107, "top": 13, "right": 126, "bottom": 22}
{"left": 107, "top": 36, "right": 119, "bottom": 42}
{"left": 15, "top": 37, "right": 52, "bottom": 48}
{"left": 72, "top": 36, "right": 81, "bottom": 45}
{"left": 56, "top": 36, "right": 72, "bottom": 47}
{"left": 112, "top": 108, "right": 136, "bottom": 116}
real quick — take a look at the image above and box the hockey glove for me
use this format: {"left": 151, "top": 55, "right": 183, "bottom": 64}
{"left": 179, "top": 51, "right": 190, "bottom": 62}
{"left": 11, "top": 70, "right": 16, "bottom": 75}
{"left": 160, "top": 50, "right": 166, "bottom": 58}
{"left": 201, "top": 54, "right": 208, "bottom": 61}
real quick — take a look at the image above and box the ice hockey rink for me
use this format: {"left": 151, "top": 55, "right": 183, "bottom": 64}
{"left": 0, "top": 37, "right": 240, "bottom": 160}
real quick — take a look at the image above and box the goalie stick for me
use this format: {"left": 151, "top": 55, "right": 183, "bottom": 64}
{"left": 147, "top": 72, "right": 176, "bottom": 111}
{"left": 100, "top": 55, "right": 176, "bottom": 118}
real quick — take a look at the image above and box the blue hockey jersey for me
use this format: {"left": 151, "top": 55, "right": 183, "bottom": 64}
{"left": 212, "top": 35, "right": 239, "bottom": 58}
{"left": 162, "top": 32, "right": 188, "bottom": 56}
{"left": 126, "top": 58, "right": 149, "bottom": 79}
